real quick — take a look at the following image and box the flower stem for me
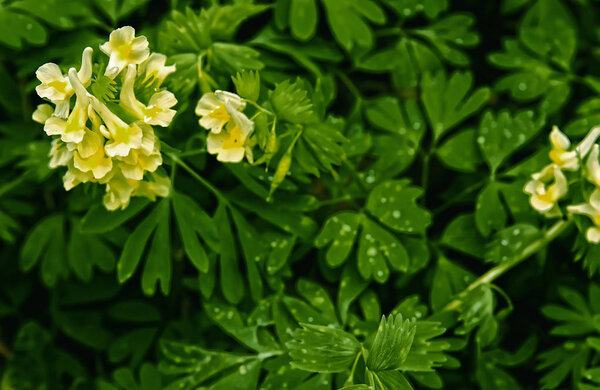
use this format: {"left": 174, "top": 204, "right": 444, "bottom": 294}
{"left": 244, "top": 99, "right": 274, "bottom": 116}
{"left": 169, "top": 154, "right": 227, "bottom": 203}
{"left": 442, "top": 218, "right": 574, "bottom": 312}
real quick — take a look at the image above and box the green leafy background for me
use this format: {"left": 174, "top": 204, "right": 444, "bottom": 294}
{"left": 1, "top": 0, "right": 600, "bottom": 389}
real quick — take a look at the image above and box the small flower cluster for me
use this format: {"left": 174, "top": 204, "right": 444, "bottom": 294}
{"left": 195, "top": 91, "right": 255, "bottom": 163}
{"left": 33, "top": 26, "right": 177, "bottom": 210}
{"left": 524, "top": 125, "right": 600, "bottom": 243}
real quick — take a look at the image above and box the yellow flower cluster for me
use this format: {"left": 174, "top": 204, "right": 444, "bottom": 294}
{"left": 195, "top": 91, "right": 255, "bottom": 163}
{"left": 524, "top": 125, "right": 600, "bottom": 242}
{"left": 33, "top": 26, "right": 177, "bottom": 210}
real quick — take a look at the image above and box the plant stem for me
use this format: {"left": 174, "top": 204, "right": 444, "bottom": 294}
{"left": 169, "top": 154, "right": 227, "bottom": 203}
{"left": 442, "top": 218, "right": 574, "bottom": 312}
{"left": 244, "top": 99, "right": 275, "bottom": 116}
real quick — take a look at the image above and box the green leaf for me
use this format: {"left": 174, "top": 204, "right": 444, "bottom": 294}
{"left": 214, "top": 204, "right": 245, "bottom": 304}
{"left": 475, "top": 182, "right": 508, "bottom": 237}
{"left": 172, "top": 193, "right": 214, "bottom": 273}
{"left": 232, "top": 70, "right": 261, "bottom": 102}
{"left": 270, "top": 79, "right": 313, "bottom": 123}
{"left": 430, "top": 256, "right": 476, "bottom": 312}
{"left": 321, "top": 0, "right": 385, "bottom": 51}
{"left": 287, "top": 323, "right": 361, "bottom": 373}
{"left": 338, "top": 262, "right": 369, "bottom": 324}
{"left": 290, "top": 0, "right": 318, "bottom": 41}
{"left": 230, "top": 208, "right": 266, "bottom": 301}
{"left": 358, "top": 217, "right": 410, "bottom": 283}
{"left": 436, "top": 128, "right": 483, "bottom": 172}
{"left": 519, "top": 0, "right": 576, "bottom": 70}
{"left": 117, "top": 201, "right": 166, "bottom": 285}
{"left": 400, "top": 321, "right": 450, "bottom": 372}
{"left": 0, "top": 7, "right": 46, "bottom": 48}
{"left": 141, "top": 200, "right": 171, "bottom": 296}
{"left": 421, "top": 70, "right": 490, "bottom": 142}
{"left": 412, "top": 14, "right": 479, "bottom": 66}
{"left": 486, "top": 224, "right": 541, "bottom": 264}
{"left": 366, "top": 180, "right": 431, "bottom": 234}
{"left": 441, "top": 214, "right": 486, "bottom": 259}
{"left": 367, "top": 314, "right": 416, "bottom": 371}
{"left": 477, "top": 110, "right": 543, "bottom": 173}
{"left": 365, "top": 97, "right": 426, "bottom": 175}
{"left": 80, "top": 198, "right": 150, "bottom": 234}
{"left": 314, "top": 211, "right": 361, "bottom": 267}
{"left": 211, "top": 42, "right": 264, "bottom": 74}
{"left": 160, "top": 340, "right": 255, "bottom": 390}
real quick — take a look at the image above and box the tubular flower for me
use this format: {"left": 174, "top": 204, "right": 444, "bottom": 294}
{"left": 549, "top": 125, "right": 600, "bottom": 171}
{"left": 195, "top": 91, "right": 246, "bottom": 134}
{"left": 34, "top": 47, "right": 93, "bottom": 118}
{"left": 44, "top": 68, "right": 90, "bottom": 144}
{"left": 138, "top": 53, "right": 176, "bottom": 86}
{"left": 567, "top": 189, "right": 600, "bottom": 243}
{"left": 206, "top": 103, "right": 254, "bottom": 163}
{"left": 89, "top": 95, "right": 143, "bottom": 157}
{"left": 586, "top": 144, "right": 600, "bottom": 186}
{"left": 524, "top": 164, "right": 568, "bottom": 217}
{"left": 32, "top": 104, "right": 54, "bottom": 124}
{"left": 100, "top": 26, "right": 149, "bottom": 79}
{"left": 33, "top": 27, "right": 176, "bottom": 211}
{"left": 120, "top": 64, "right": 177, "bottom": 127}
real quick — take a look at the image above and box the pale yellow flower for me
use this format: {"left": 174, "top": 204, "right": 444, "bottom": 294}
{"left": 524, "top": 164, "right": 568, "bottom": 217}
{"left": 103, "top": 172, "right": 139, "bottom": 211}
{"left": 35, "top": 47, "right": 93, "bottom": 118}
{"left": 32, "top": 104, "right": 54, "bottom": 124}
{"left": 89, "top": 95, "right": 143, "bottom": 157}
{"left": 73, "top": 129, "right": 113, "bottom": 180}
{"left": 206, "top": 104, "right": 254, "bottom": 163}
{"left": 135, "top": 173, "right": 171, "bottom": 201}
{"left": 549, "top": 125, "right": 600, "bottom": 171}
{"left": 568, "top": 189, "right": 600, "bottom": 243}
{"left": 195, "top": 90, "right": 246, "bottom": 134}
{"left": 586, "top": 144, "right": 600, "bottom": 187}
{"left": 63, "top": 161, "right": 94, "bottom": 190}
{"left": 48, "top": 139, "right": 72, "bottom": 168}
{"left": 118, "top": 125, "right": 162, "bottom": 180}
{"left": 100, "top": 26, "right": 149, "bottom": 79}
{"left": 120, "top": 65, "right": 177, "bottom": 127}
{"left": 44, "top": 68, "right": 89, "bottom": 143}
{"left": 138, "top": 53, "right": 176, "bottom": 86}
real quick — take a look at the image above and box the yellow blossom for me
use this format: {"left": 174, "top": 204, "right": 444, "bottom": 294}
{"left": 206, "top": 104, "right": 254, "bottom": 163}
{"left": 195, "top": 90, "right": 246, "bottom": 134}
{"left": 89, "top": 95, "right": 143, "bottom": 157}
{"left": 138, "top": 53, "right": 176, "bottom": 86}
{"left": 48, "top": 139, "right": 72, "bottom": 168}
{"left": 549, "top": 125, "right": 600, "bottom": 171}
{"left": 35, "top": 47, "right": 93, "bottom": 118}
{"left": 32, "top": 104, "right": 54, "bottom": 124}
{"left": 63, "top": 161, "right": 94, "bottom": 190}
{"left": 523, "top": 164, "right": 568, "bottom": 217}
{"left": 73, "top": 129, "right": 113, "bottom": 180}
{"left": 120, "top": 64, "right": 177, "bottom": 127}
{"left": 134, "top": 173, "right": 171, "bottom": 201}
{"left": 100, "top": 26, "right": 149, "bottom": 79}
{"left": 567, "top": 189, "right": 600, "bottom": 244}
{"left": 43, "top": 68, "right": 89, "bottom": 143}
{"left": 103, "top": 172, "right": 139, "bottom": 211}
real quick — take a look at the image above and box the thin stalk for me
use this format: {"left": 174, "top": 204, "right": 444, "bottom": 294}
{"left": 442, "top": 218, "right": 573, "bottom": 312}
{"left": 169, "top": 154, "right": 227, "bottom": 203}
{"left": 244, "top": 99, "right": 275, "bottom": 116}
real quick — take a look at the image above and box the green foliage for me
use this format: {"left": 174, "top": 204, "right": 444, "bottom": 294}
{"left": 3, "top": 1, "right": 600, "bottom": 389}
